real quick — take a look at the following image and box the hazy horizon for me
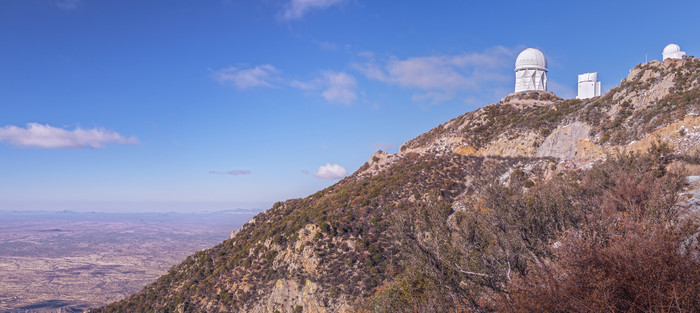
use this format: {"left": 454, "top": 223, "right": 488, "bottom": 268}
{"left": 0, "top": 201, "right": 271, "bottom": 214}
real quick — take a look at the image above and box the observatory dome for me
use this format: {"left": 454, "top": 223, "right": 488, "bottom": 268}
{"left": 663, "top": 43, "right": 686, "bottom": 60}
{"left": 515, "top": 48, "right": 547, "bottom": 71}
{"left": 663, "top": 44, "right": 681, "bottom": 55}
{"left": 514, "top": 48, "right": 548, "bottom": 93}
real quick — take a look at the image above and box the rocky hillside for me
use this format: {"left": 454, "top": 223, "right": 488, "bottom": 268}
{"left": 92, "top": 58, "right": 700, "bottom": 313}
{"left": 402, "top": 58, "right": 700, "bottom": 163}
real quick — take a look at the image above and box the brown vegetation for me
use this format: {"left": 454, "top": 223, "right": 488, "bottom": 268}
{"left": 365, "top": 144, "right": 699, "bottom": 312}
{"left": 503, "top": 147, "right": 700, "bottom": 312}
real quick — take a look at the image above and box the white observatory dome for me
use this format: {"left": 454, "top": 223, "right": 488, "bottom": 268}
{"left": 663, "top": 44, "right": 681, "bottom": 54}
{"left": 514, "top": 48, "right": 548, "bottom": 93}
{"left": 515, "top": 48, "right": 547, "bottom": 71}
{"left": 663, "top": 43, "right": 686, "bottom": 60}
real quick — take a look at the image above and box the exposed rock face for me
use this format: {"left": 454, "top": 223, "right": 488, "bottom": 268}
{"left": 280, "top": 224, "right": 321, "bottom": 277}
{"left": 250, "top": 279, "right": 351, "bottom": 313}
{"left": 619, "top": 60, "right": 676, "bottom": 107}
{"left": 357, "top": 150, "right": 401, "bottom": 178}
{"left": 626, "top": 115, "right": 700, "bottom": 155}
{"left": 224, "top": 223, "right": 345, "bottom": 313}
{"left": 535, "top": 122, "right": 591, "bottom": 159}
{"left": 474, "top": 131, "right": 541, "bottom": 158}
{"left": 680, "top": 176, "right": 700, "bottom": 215}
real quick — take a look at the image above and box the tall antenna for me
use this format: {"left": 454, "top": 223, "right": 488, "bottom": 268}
{"left": 645, "top": 53, "right": 648, "bottom": 63}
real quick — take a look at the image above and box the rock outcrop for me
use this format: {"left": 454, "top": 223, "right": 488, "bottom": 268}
{"left": 403, "top": 58, "right": 700, "bottom": 166}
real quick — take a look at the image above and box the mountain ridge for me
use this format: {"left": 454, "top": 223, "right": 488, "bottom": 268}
{"left": 92, "top": 58, "right": 700, "bottom": 313}
{"left": 401, "top": 58, "right": 700, "bottom": 161}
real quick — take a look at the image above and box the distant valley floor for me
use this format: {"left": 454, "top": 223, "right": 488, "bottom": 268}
{"left": 0, "top": 210, "right": 257, "bottom": 313}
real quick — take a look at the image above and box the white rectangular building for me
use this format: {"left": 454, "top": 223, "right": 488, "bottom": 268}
{"left": 577, "top": 72, "right": 601, "bottom": 99}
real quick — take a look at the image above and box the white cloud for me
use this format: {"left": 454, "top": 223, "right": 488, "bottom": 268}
{"left": 358, "top": 63, "right": 387, "bottom": 81}
{"left": 56, "top": 0, "right": 80, "bottom": 10}
{"left": 0, "top": 123, "right": 138, "bottom": 149}
{"left": 321, "top": 71, "right": 357, "bottom": 104}
{"left": 282, "top": 0, "right": 345, "bottom": 20}
{"left": 314, "top": 163, "right": 347, "bottom": 179}
{"left": 213, "top": 64, "right": 280, "bottom": 89}
{"left": 384, "top": 56, "right": 477, "bottom": 90}
{"left": 289, "top": 79, "right": 317, "bottom": 91}
{"left": 291, "top": 71, "right": 358, "bottom": 105}
{"left": 209, "top": 170, "right": 252, "bottom": 175}
{"left": 355, "top": 46, "right": 517, "bottom": 103}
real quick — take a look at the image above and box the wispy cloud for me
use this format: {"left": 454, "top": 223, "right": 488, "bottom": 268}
{"left": 291, "top": 71, "right": 358, "bottom": 105}
{"left": 313, "top": 163, "right": 347, "bottom": 179}
{"left": 289, "top": 79, "right": 316, "bottom": 91}
{"left": 56, "top": 0, "right": 80, "bottom": 10}
{"left": 313, "top": 39, "right": 339, "bottom": 51}
{"left": 209, "top": 170, "right": 252, "bottom": 175}
{"left": 213, "top": 63, "right": 359, "bottom": 104}
{"left": 355, "top": 46, "right": 518, "bottom": 103}
{"left": 321, "top": 71, "right": 357, "bottom": 104}
{"left": 0, "top": 123, "right": 137, "bottom": 149}
{"left": 281, "top": 0, "right": 345, "bottom": 20}
{"left": 212, "top": 64, "right": 280, "bottom": 89}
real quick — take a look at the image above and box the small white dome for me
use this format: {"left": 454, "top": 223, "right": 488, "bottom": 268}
{"left": 664, "top": 43, "right": 681, "bottom": 53}
{"left": 663, "top": 44, "right": 681, "bottom": 54}
{"left": 515, "top": 48, "right": 547, "bottom": 71}
{"left": 663, "top": 43, "right": 686, "bottom": 60}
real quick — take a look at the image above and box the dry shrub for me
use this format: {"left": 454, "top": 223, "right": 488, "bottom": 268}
{"left": 504, "top": 148, "right": 700, "bottom": 312}
{"left": 360, "top": 266, "right": 473, "bottom": 313}
{"left": 505, "top": 219, "right": 700, "bottom": 312}
{"left": 368, "top": 145, "right": 698, "bottom": 313}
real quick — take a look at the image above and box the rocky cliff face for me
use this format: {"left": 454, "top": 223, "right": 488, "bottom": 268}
{"left": 93, "top": 58, "right": 700, "bottom": 313}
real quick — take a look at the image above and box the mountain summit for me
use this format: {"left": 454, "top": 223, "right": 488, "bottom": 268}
{"left": 93, "top": 58, "right": 700, "bottom": 312}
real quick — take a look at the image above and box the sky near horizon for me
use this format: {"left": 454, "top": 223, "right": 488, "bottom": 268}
{"left": 1, "top": 0, "right": 699, "bottom": 212}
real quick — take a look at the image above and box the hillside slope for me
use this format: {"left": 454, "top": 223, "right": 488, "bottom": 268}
{"left": 402, "top": 58, "right": 700, "bottom": 163}
{"left": 93, "top": 58, "right": 700, "bottom": 313}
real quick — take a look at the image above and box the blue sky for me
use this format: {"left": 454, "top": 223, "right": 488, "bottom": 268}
{"left": 1, "top": 0, "right": 699, "bottom": 212}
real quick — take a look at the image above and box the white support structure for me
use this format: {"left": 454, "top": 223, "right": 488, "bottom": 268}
{"left": 514, "top": 48, "right": 548, "bottom": 93}
{"left": 663, "top": 44, "right": 686, "bottom": 60}
{"left": 577, "top": 72, "right": 601, "bottom": 99}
